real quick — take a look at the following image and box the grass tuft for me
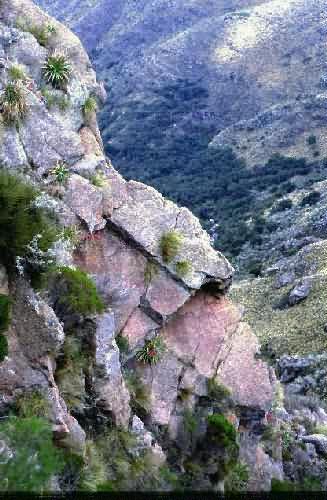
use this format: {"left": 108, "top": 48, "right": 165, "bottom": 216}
{"left": 160, "top": 231, "right": 183, "bottom": 263}
{"left": 0, "top": 82, "right": 27, "bottom": 124}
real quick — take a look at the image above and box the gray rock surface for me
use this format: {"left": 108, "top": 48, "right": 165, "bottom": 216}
{"left": 302, "top": 435, "right": 327, "bottom": 456}
{"left": 93, "top": 313, "right": 131, "bottom": 428}
{"left": 288, "top": 278, "right": 313, "bottom": 306}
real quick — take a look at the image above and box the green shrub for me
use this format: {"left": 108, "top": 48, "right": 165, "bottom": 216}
{"left": 115, "top": 333, "right": 129, "bottom": 353}
{"left": 136, "top": 336, "right": 165, "bottom": 365}
{"left": 15, "top": 391, "right": 49, "bottom": 419}
{"left": 8, "top": 65, "right": 26, "bottom": 82}
{"left": 0, "top": 82, "right": 27, "bottom": 124}
{"left": 160, "top": 231, "right": 183, "bottom": 263}
{"left": 82, "top": 97, "right": 97, "bottom": 117}
{"left": 207, "top": 414, "right": 237, "bottom": 448}
{"left": 0, "top": 171, "right": 57, "bottom": 268}
{"left": 271, "top": 479, "right": 296, "bottom": 492}
{"left": 0, "top": 334, "right": 8, "bottom": 362}
{"left": 175, "top": 260, "right": 191, "bottom": 277}
{"left": 43, "top": 50, "right": 71, "bottom": 88}
{"left": 0, "top": 295, "right": 11, "bottom": 333}
{"left": 0, "top": 416, "right": 64, "bottom": 492}
{"left": 80, "top": 429, "right": 175, "bottom": 491}
{"left": 225, "top": 462, "right": 249, "bottom": 492}
{"left": 301, "top": 476, "right": 323, "bottom": 491}
{"left": 125, "top": 371, "right": 150, "bottom": 412}
{"left": 16, "top": 18, "right": 56, "bottom": 47}
{"left": 56, "top": 266, "right": 105, "bottom": 315}
{"left": 56, "top": 336, "right": 88, "bottom": 411}
{"left": 41, "top": 87, "right": 70, "bottom": 111}
{"left": 207, "top": 378, "right": 231, "bottom": 401}
{"left": 28, "top": 25, "right": 50, "bottom": 46}
{"left": 184, "top": 409, "right": 197, "bottom": 435}
{"left": 313, "top": 424, "right": 327, "bottom": 436}
{"left": 59, "top": 225, "right": 81, "bottom": 247}
{"left": 271, "top": 476, "right": 322, "bottom": 492}
{"left": 90, "top": 173, "right": 107, "bottom": 188}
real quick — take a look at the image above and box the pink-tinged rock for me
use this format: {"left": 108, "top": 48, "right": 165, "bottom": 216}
{"left": 239, "top": 433, "right": 283, "bottom": 491}
{"left": 145, "top": 268, "right": 190, "bottom": 318}
{"left": 79, "top": 126, "right": 103, "bottom": 157}
{"left": 64, "top": 174, "right": 106, "bottom": 233}
{"left": 121, "top": 308, "right": 159, "bottom": 350}
{"left": 74, "top": 230, "right": 147, "bottom": 333}
{"left": 137, "top": 353, "right": 184, "bottom": 425}
{"left": 217, "top": 323, "right": 275, "bottom": 412}
{"left": 179, "top": 367, "right": 208, "bottom": 396}
{"left": 163, "top": 292, "right": 242, "bottom": 378}
{"left": 110, "top": 179, "right": 233, "bottom": 289}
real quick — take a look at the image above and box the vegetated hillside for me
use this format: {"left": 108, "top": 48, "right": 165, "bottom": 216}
{"left": 35, "top": 0, "right": 327, "bottom": 262}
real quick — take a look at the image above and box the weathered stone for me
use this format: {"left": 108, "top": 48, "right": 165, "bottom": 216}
{"left": 274, "top": 271, "right": 296, "bottom": 289}
{"left": 121, "top": 308, "right": 159, "bottom": 350}
{"left": 64, "top": 174, "right": 106, "bottom": 232}
{"left": 217, "top": 323, "right": 274, "bottom": 412}
{"left": 13, "top": 280, "right": 64, "bottom": 361}
{"left": 137, "top": 352, "right": 184, "bottom": 425}
{"left": 239, "top": 436, "right": 283, "bottom": 492}
{"left": 110, "top": 179, "right": 233, "bottom": 289}
{"left": 302, "top": 435, "right": 327, "bottom": 456}
{"left": 179, "top": 368, "right": 208, "bottom": 397}
{"left": 163, "top": 293, "right": 242, "bottom": 378}
{"left": 74, "top": 230, "right": 147, "bottom": 333}
{"left": 288, "top": 278, "right": 313, "bottom": 306}
{"left": 145, "top": 267, "right": 190, "bottom": 319}
{"left": 131, "top": 415, "right": 166, "bottom": 466}
{"left": 93, "top": 313, "right": 131, "bottom": 428}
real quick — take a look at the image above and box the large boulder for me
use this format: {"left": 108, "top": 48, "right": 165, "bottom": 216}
{"left": 108, "top": 173, "right": 233, "bottom": 290}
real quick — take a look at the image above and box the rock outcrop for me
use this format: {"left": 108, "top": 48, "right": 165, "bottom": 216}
{"left": 0, "top": 0, "right": 277, "bottom": 492}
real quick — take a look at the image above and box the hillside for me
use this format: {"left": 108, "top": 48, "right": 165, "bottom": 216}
{"left": 35, "top": 0, "right": 327, "bottom": 262}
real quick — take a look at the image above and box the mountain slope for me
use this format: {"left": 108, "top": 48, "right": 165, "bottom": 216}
{"left": 35, "top": 0, "right": 327, "bottom": 262}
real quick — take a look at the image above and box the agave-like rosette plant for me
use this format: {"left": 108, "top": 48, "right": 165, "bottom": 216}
{"left": 43, "top": 50, "right": 71, "bottom": 88}
{"left": 136, "top": 336, "right": 166, "bottom": 365}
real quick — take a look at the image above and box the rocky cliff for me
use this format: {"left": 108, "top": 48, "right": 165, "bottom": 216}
{"left": 26, "top": 0, "right": 327, "bottom": 491}
{"left": 0, "top": 0, "right": 284, "bottom": 492}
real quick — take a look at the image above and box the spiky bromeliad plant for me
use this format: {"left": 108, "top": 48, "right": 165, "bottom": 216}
{"left": 43, "top": 50, "right": 71, "bottom": 88}
{"left": 51, "top": 162, "right": 69, "bottom": 183}
{"left": 136, "top": 336, "right": 165, "bottom": 365}
{"left": 0, "top": 82, "right": 27, "bottom": 124}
